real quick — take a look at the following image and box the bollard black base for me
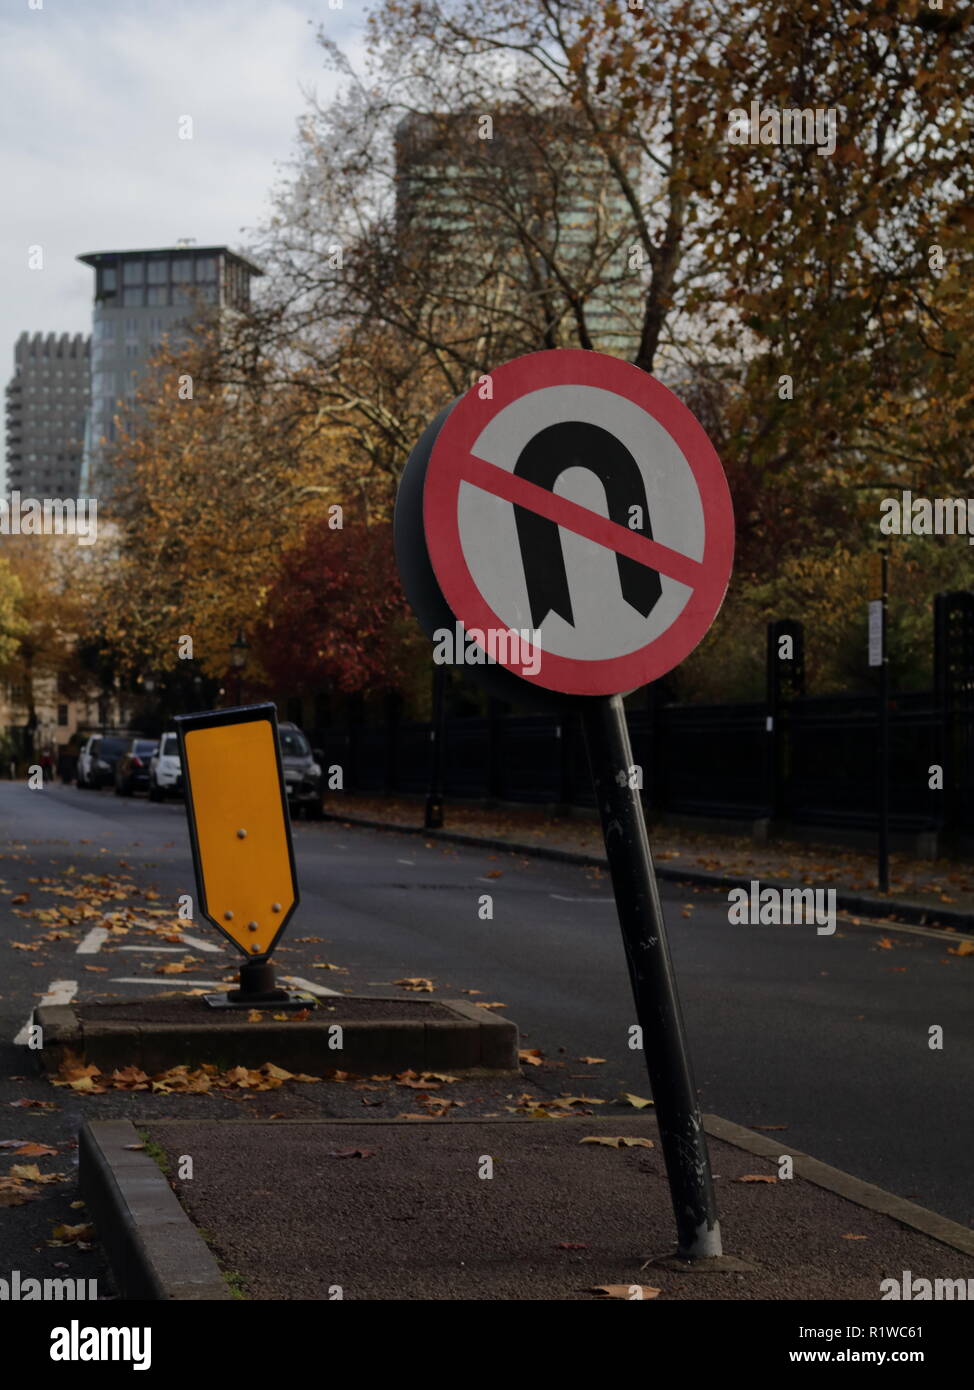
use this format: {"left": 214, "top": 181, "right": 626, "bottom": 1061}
{"left": 203, "top": 958, "right": 317, "bottom": 1011}
{"left": 424, "top": 795, "right": 444, "bottom": 830}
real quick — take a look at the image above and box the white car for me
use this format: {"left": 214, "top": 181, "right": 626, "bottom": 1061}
{"left": 75, "top": 735, "right": 101, "bottom": 789}
{"left": 148, "top": 732, "right": 182, "bottom": 801}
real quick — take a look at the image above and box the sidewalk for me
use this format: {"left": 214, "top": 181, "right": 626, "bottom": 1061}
{"left": 86, "top": 1108, "right": 974, "bottom": 1301}
{"left": 324, "top": 794, "right": 974, "bottom": 930}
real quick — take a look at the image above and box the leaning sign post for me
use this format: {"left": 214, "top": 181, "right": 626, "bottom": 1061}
{"left": 175, "top": 703, "right": 307, "bottom": 1009}
{"left": 395, "top": 349, "right": 734, "bottom": 1260}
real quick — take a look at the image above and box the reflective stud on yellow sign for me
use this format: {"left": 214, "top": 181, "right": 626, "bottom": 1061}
{"left": 175, "top": 704, "right": 299, "bottom": 958}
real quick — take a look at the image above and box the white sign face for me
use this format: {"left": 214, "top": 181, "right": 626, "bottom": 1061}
{"left": 457, "top": 385, "right": 705, "bottom": 663}
{"left": 419, "top": 349, "right": 735, "bottom": 697}
{"left": 868, "top": 599, "right": 884, "bottom": 667}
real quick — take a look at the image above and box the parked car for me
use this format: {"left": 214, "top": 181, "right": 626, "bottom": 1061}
{"left": 279, "top": 722, "right": 324, "bottom": 820}
{"left": 75, "top": 736, "right": 102, "bottom": 789}
{"left": 114, "top": 738, "right": 159, "bottom": 796}
{"left": 86, "top": 733, "right": 133, "bottom": 789}
{"left": 149, "top": 732, "right": 182, "bottom": 801}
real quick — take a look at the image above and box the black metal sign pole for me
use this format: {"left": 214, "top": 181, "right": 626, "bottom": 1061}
{"left": 878, "top": 551, "right": 890, "bottom": 894}
{"left": 582, "top": 692, "right": 722, "bottom": 1260}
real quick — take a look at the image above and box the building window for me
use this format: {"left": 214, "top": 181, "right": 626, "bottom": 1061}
{"left": 123, "top": 261, "right": 144, "bottom": 285}
{"left": 171, "top": 258, "right": 193, "bottom": 282}
{"left": 195, "top": 256, "right": 217, "bottom": 281}
{"left": 122, "top": 287, "right": 143, "bottom": 307}
{"left": 100, "top": 266, "right": 117, "bottom": 292}
{"left": 146, "top": 285, "right": 168, "bottom": 306}
{"left": 147, "top": 260, "right": 168, "bottom": 284}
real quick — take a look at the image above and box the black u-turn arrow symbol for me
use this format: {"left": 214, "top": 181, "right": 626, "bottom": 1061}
{"left": 512, "top": 420, "right": 662, "bottom": 628}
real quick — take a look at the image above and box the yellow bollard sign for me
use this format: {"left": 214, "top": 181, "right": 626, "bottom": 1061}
{"left": 175, "top": 704, "right": 299, "bottom": 959}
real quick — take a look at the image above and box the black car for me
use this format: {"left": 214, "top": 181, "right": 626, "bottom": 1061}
{"left": 114, "top": 738, "right": 159, "bottom": 796}
{"left": 88, "top": 734, "right": 131, "bottom": 789}
{"left": 279, "top": 722, "right": 324, "bottom": 820}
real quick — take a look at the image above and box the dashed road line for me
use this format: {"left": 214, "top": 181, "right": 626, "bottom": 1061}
{"left": 280, "top": 974, "right": 340, "bottom": 998}
{"left": 76, "top": 926, "right": 109, "bottom": 954}
{"left": 108, "top": 978, "right": 232, "bottom": 989}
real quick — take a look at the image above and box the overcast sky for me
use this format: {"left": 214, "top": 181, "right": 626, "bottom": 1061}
{"left": 1, "top": 0, "right": 363, "bottom": 425}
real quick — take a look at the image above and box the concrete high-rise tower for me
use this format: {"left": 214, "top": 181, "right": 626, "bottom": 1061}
{"left": 4, "top": 332, "right": 90, "bottom": 496}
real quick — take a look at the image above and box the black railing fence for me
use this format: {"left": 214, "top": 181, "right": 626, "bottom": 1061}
{"left": 315, "top": 594, "right": 974, "bottom": 841}
{"left": 315, "top": 691, "right": 968, "bottom": 836}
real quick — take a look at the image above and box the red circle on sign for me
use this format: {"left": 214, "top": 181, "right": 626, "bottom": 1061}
{"left": 423, "top": 349, "right": 734, "bottom": 696}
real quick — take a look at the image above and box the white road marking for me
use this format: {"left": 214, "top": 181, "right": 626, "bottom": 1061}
{"left": 549, "top": 894, "right": 614, "bottom": 903}
{"left": 280, "top": 974, "right": 340, "bottom": 998}
{"left": 396, "top": 858, "right": 415, "bottom": 866}
{"left": 172, "top": 932, "right": 223, "bottom": 954}
{"left": 109, "top": 978, "right": 232, "bottom": 988}
{"left": 14, "top": 978, "right": 78, "bottom": 1046}
{"left": 117, "top": 945, "right": 183, "bottom": 954}
{"left": 837, "top": 914, "right": 974, "bottom": 946}
{"left": 76, "top": 927, "right": 109, "bottom": 954}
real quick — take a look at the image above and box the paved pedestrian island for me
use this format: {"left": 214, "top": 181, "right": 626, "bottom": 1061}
{"left": 87, "top": 1112, "right": 974, "bottom": 1301}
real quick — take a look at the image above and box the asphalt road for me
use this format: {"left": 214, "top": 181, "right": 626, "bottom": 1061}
{"left": 2, "top": 778, "right": 972, "bottom": 1231}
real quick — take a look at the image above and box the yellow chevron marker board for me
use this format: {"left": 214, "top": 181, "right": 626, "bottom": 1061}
{"left": 175, "top": 703, "right": 299, "bottom": 958}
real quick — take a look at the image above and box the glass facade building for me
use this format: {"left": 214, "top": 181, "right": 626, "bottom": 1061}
{"left": 76, "top": 244, "right": 263, "bottom": 495}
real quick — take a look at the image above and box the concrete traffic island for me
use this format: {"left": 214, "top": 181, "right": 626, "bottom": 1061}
{"left": 37, "top": 995, "right": 519, "bottom": 1076}
{"left": 81, "top": 1111, "right": 974, "bottom": 1301}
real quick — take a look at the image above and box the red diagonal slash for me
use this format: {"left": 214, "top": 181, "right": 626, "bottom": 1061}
{"left": 462, "top": 453, "right": 705, "bottom": 590}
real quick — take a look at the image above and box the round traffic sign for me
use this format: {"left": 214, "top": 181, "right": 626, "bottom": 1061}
{"left": 396, "top": 349, "right": 734, "bottom": 698}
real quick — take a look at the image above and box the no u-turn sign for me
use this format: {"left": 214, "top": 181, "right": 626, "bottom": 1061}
{"left": 398, "top": 349, "right": 733, "bottom": 696}
{"left": 396, "top": 348, "right": 734, "bottom": 1260}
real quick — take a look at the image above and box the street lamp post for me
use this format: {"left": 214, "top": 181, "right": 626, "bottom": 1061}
{"left": 229, "top": 629, "right": 250, "bottom": 707}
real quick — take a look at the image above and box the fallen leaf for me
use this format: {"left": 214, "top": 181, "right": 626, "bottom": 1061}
{"left": 736, "top": 1174, "right": 777, "bottom": 1183}
{"left": 327, "top": 1148, "right": 376, "bottom": 1159}
{"left": 592, "top": 1285, "right": 661, "bottom": 1300}
{"left": 947, "top": 940, "right": 974, "bottom": 957}
{"left": 519, "top": 1048, "right": 544, "bottom": 1066}
{"left": 620, "top": 1093, "right": 654, "bottom": 1109}
{"left": 247, "top": 1010, "right": 264, "bottom": 1022}
{"left": 841, "top": 1233, "right": 868, "bottom": 1240}
{"left": 11, "top": 1143, "right": 57, "bottom": 1157}
{"left": 577, "top": 1057, "right": 606, "bottom": 1065}
{"left": 875, "top": 937, "right": 894, "bottom": 951}
{"left": 555, "top": 1242, "right": 588, "bottom": 1250}
{"left": 49, "top": 1223, "right": 96, "bottom": 1245}
{"left": 394, "top": 977, "right": 434, "bottom": 992}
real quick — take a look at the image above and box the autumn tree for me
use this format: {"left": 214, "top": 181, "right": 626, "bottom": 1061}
{"left": 94, "top": 333, "right": 346, "bottom": 685}
{"left": 253, "top": 519, "right": 424, "bottom": 700}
